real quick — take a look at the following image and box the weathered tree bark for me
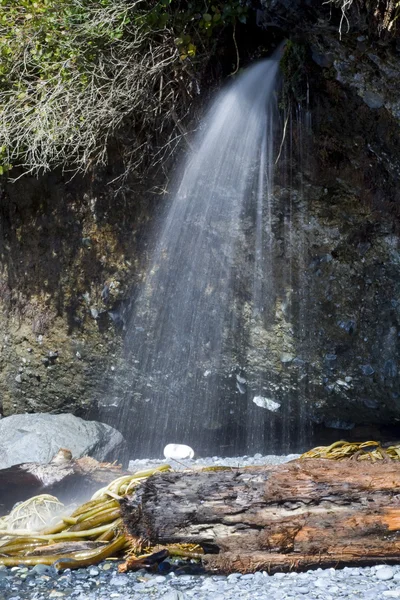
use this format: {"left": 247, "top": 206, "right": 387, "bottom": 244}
{"left": 0, "top": 453, "right": 127, "bottom": 513}
{"left": 121, "top": 459, "right": 400, "bottom": 573}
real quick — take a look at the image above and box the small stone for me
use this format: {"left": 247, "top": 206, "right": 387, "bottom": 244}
{"left": 90, "top": 307, "right": 99, "bottom": 319}
{"left": 315, "top": 578, "right": 330, "bottom": 588}
{"left": 177, "top": 574, "right": 195, "bottom": 582}
{"left": 294, "top": 586, "right": 310, "bottom": 594}
{"left": 32, "top": 564, "right": 56, "bottom": 576}
{"left": 376, "top": 567, "right": 395, "bottom": 581}
{"left": 89, "top": 568, "right": 99, "bottom": 577}
{"left": 102, "top": 563, "right": 112, "bottom": 571}
{"left": 362, "top": 591, "right": 379, "bottom": 600}
{"left": 383, "top": 591, "right": 400, "bottom": 598}
{"left": 280, "top": 353, "right": 294, "bottom": 363}
{"left": 254, "top": 571, "right": 268, "bottom": 580}
{"left": 110, "top": 575, "right": 129, "bottom": 586}
{"left": 252, "top": 396, "right": 281, "bottom": 412}
{"left": 236, "top": 381, "right": 246, "bottom": 394}
{"left": 362, "top": 90, "right": 385, "bottom": 109}
{"left": 227, "top": 573, "right": 242, "bottom": 581}
{"left": 360, "top": 364, "right": 375, "bottom": 376}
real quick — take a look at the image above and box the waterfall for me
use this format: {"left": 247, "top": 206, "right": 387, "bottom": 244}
{"left": 101, "top": 49, "right": 310, "bottom": 458}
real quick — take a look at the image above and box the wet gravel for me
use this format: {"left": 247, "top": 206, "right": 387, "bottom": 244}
{"left": 3, "top": 563, "right": 400, "bottom": 600}
{"left": 1, "top": 454, "right": 398, "bottom": 600}
{"left": 127, "top": 452, "right": 300, "bottom": 471}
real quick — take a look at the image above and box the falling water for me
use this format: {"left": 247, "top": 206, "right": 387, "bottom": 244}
{"left": 102, "top": 49, "right": 311, "bottom": 458}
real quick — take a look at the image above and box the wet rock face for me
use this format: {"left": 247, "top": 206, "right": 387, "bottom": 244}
{"left": 0, "top": 170, "right": 151, "bottom": 418}
{"left": 300, "top": 193, "right": 400, "bottom": 428}
{"left": 248, "top": 180, "right": 400, "bottom": 431}
{"left": 236, "top": 35, "right": 400, "bottom": 435}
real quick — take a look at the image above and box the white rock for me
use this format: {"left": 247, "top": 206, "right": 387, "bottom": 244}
{"left": 383, "top": 591, "right": 400, "bottom": 598}
{"left": 377, "top": 567, "right": 395, "bottom": 581}
{"left": 252, "top": 396, "right": 281, "bottom": 412}
{"left": 314, "top": 578, "right": 331, "bottom": 589}
{"left": 280, "top": 353, "right": 294, "bottom": 363}
{"left": 163, "top": 443, "right": 194, "bottom": 460}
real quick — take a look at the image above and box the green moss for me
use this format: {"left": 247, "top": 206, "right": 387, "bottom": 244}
{"left": 280, "top": 40, "right": 308, "bottom": 108}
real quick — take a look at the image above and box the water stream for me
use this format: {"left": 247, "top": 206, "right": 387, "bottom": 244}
{"left": 101, "top": 50, "right": 310, "bottom": 458}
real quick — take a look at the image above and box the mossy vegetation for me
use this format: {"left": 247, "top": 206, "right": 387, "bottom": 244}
{"left": 0, "top": 0, "right": 249, "bottom": 178}
{"left": 279, "top": 40, "right": 308, "bottom": 109}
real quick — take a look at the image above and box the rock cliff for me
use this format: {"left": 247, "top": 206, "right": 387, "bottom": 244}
{"left": 1, "top": 0, "right": 400, "bottom": 452}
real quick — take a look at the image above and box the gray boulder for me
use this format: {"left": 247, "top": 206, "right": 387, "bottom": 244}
{"left": 0, "top": 413, "right": 126, "bottom": 469}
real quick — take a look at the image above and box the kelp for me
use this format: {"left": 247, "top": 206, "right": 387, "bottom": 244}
{"left": 300, "top": 440, "right": 400, "bottom": 461}
{"left": 0, "top": 463, "right": 203, "bottom": 571}
{"left": 0, "top": 465, "right": 171, "bottom": 569}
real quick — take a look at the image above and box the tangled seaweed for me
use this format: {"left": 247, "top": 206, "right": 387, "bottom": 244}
{"left": 0, "top": 465, "right": 171, "bottom": 569}
{"left": 0, "top": 464, "right": 204, "bottom": 571}
{"left": 300, "top": 440, "right": 400, "bottom": 462}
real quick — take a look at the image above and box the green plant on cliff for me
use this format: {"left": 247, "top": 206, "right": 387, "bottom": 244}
{"left": 279, "top": 40, "right": 307, "bottom": 109}
{"left": 0, "top": 0, "right": 248, "bottom": 178}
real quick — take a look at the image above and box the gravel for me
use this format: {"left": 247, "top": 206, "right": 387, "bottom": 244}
{"left": 1, "top": 454, "right": 398, "bottom": 600}
{"left": 3, "top": 563, "right": 400, "bottom": 600}
{"left": 128, "top": 452, "right": 301, "bottom": 471}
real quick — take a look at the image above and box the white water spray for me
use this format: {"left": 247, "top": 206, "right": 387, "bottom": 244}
{"left": 102, "top": 53, "right": 297, "bottom": 458}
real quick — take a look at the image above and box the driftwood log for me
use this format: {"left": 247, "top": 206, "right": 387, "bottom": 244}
{"left": 121, "top": 459, "right": 400, "bottom": 573}
{"left": 0, "top": 450, "right": 127, "bottom": 514}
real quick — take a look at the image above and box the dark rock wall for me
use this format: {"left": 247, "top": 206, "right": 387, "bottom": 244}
{"left": 0, "top": 170, "right": 154, "bottom": 417}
